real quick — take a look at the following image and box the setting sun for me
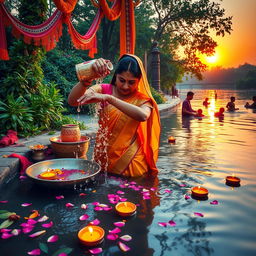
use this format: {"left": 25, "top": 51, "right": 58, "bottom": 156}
{"left": 205, "top": 54, "right": 218, "bottom": 64}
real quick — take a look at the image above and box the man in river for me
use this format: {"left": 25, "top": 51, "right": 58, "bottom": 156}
{"left": 182, "top": 91, "right": 197, "bottom": 116}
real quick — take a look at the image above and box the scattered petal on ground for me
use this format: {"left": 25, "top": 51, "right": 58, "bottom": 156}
{"left": 27, "top": 249, "right": 41, "bottom": 255}
{"left": 118, "top": 241, "right": 131, "bottom": 252}
{"left": 81, "top": 204, "right": 87, "bottom": 210}
{"left": 168, "top": 220, "right": 176, "bottom": 227}
{"left": 164, "top": 189, "right": 172, "bottom": 193}
{"left": 107, "top": 233, "right": 119, "bottom": 240}
{"left": 109, "top": 227, "right": 121, "bottom": 234}
{"left": 37, "top": 216, "right": 49, "bottom": 222}
{"left": 116, "top": 190, "right": 125, "bottom": 195}
{"left": 79, "top": 214, "right": 89, "bottom": 221}
{"left": 89, "top": 248, "right": 102, "bottom": 254}
{"left": 29, "top": 230, "right": 46, "bottom": 238}
{"left": 119, "top": 235, "right": 132, "bottom": 242}
{"left": 22, "top": 203, "right": 32, "bottom": 207}
{"left": 0, "top": 201, "right": 8, "bottom": 203}
{"left": 65, "top": 203, "right": 74, "bottom": 208}
{"left": 114, "top": 221, "right": 125, "bottom": 227}
{"left": 184, "top": 195, "right": 191, "bottom": 200}
{"left": 47, "top": 235, "right": 58, "bottom": 243}
{"left": 79, "top": 193, "right": 86, "bottom": 196}
{"left": 179, "top": 184, "right": 186, "bottom": 187}
{"left": 42, "top": 221, "right": 53, "bottom": 228}
{"left": 27, "top": 210, "right": 39, "bottom": 219}
{"left": 89, "top": 219, "right": 100, "bottom": 225}
{"left": 55, "top": 195, "right": 64, "bottom": 200}
{"left": 210, "top": 200, "right": 219, "bottom": 205}
{"left": 11, "top": 229, "right": 21, "bottom": 236}
{"left": 194, "top": 212, "right": 204, "bottom": 217}
{"left": 158, "top": 222, "right": 167, "bottom": 227}
{"left": 1, "top": 232, "right": 13, "bottom": 239}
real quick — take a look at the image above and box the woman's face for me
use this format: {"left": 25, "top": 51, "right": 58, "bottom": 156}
{"left": 115, "top": 71, "right": 140, "bottom": 96}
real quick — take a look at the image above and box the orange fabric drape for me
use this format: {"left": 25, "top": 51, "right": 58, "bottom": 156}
{"left": 53, "top": 0, "right": 77, "bottom": 14}
{"left": 98, "top": 0, "right": 122, "bottom": 21}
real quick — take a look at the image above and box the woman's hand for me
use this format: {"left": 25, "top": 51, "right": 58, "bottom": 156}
{"left": 92, "top": 58, "right": 112, "bottom": 77}
{"left": 77, "top": 88, "right": 108, "bottom": 104}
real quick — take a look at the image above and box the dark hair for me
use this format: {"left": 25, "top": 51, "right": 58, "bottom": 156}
{"left": 220, "top": 107, "right": 225, "bottom": 113}
{"left": 187, "top": 91, "right": 194, "bottom": 97}
{"left": 230, "top": 96, "right": 235, "bottom": 101}
{"left": 252, "top": 96, "right": 256, "bottom": 101}
{"left": 111, "top": 55, "right": 142, "bottom": 85}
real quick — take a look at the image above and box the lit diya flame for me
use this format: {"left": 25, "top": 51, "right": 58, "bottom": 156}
{"left": 191, "top": 186, "right": 209, "bottom": 198}
{"left": 115, "top": 202, "right": 137, "bottom": 216}
{"left": 168, "top": 136, "right": 176, "bottom": 143}
{"left": 38, "top": 170, "right": 57, "bottom": 180}
{"left": 29, "top": 144, "right": 47, "bottom": 150}
{"left": 78, "top": 225, "right": 105, "bottom": 246}
{"left": 226, "top": 173, "right": 241, "bottom": 186}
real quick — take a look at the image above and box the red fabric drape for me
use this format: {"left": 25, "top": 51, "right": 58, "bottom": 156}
{"left": 0, "top": 5, "right": 9, "bottom": 60}
{"left": 53, "top": 0, "right": 77, "bottom": 14}
{"left": 98, "top": 0, "right": 122, "bottom": 21}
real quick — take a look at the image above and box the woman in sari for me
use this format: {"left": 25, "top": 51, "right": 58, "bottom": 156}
{"left": 68, "top": 54, "right": 160, "bottom": 177}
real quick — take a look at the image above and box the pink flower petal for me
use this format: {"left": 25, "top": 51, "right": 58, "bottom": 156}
{"left": 119, "top": 198, "right": 127, "bottom": 202}
{"left": 0, "top": 200, "right": 8, "bottom": 203}
{"left": 92, "top": 201, "right": 100, "bottom": 206}
{"left": 1, "top": 232, "right": 13, "bottom": 239}
{"left": 164, "top": 189, "right": 172, "bottom": 193}
{"left": 29, "top": 230, "right": 46, "bottom": 238}
{"left": 184, "top": 195, "right": 191, "bottom": 200}
{"left": 118, "top": 241, "right": 131, "bottom": 252}
{"left": 143, "top": 196, "right": 151, "bottom": 200}
{"left": 79, "top": 214, "right": 89, "bottom": 221}
{"left": 194, "top": 212, "right": 204, "bottom": 217}
{"left": 114, "top": 221, "right": 125, "bottom": 227}
{"left": 103, "top": 207, "right": 112, "bottom": 211}
{"left": 42, "top": 221, "right": 53, "bottom": 228}
{"left": 88, "top": 248, "right": 103, "bottom": 254}
{"left": 158, "top": 222, "right": 167, "bottom": 227}
{"left": 55, "top": 195, "right": 64, "bottom": 200}
{"left": 168, "top": 220, "right": 176, "bottom": 227}
{"left": 22, "top": 203, "right": 32, "bottom": 207}
{"left": 27, "top": 249, "right": 41, "bottom": 255}
{"left": 116, "top": 190, "right": 125, "bottom": 195}
{"left": 27, "top": 219, "right": 37, "bottom": 225}
{"left": 0, "top": 228, "right": 11, "bottom": 233}
{"left": 120, "top": 235, "right": 132, "bottom": 242}
{"left": 89, "top": 219, "right": 100, "bottom": 225}
{"left": 37, "top": 216, "right": 49, "bottom": 222}
{"left": 81, "top": 204, "right": 87, "bottom": 210}
{"left": 19, "top": 175, "right": 27, "bottom": 180}
{"left": 57, "top": 254, "right": 67, "bottom": 256}
{"left": 109, "top": 227, "right": 121, "bottom": 234}
{"left": 65, "top": 203, "right": 74, "bottom": 208}
{"left": 179, "top": 184, "right": 186, "bottom": 187}
{"left": 210, "top": 200, "right": 219, "bottom": 205}
{"left": 79, "top": 193, "right": 86, "bottom": 196}
{"left": 94, "top": 206, "right": 103, "bottom": 211}
{"left": 22, "top": 226, "right": 34, "bottom": 234}
{"left": 47, "top": 234, "right": 58, "bottom": 243}
{"left": 11, "top": 229, "right": 21, "bottom": 236}
{"left": 107, "top": 233, "right": 119, "bottom": 240}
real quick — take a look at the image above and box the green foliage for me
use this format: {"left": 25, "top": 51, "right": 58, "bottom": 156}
{"left": 236, "top": 69, "right": 256, "bottom": 90}
{"left": 53, "top": 115, "right": 87, "bottom": 131}
{"left": 150, "top": 87, "right": 166, "bottom": 104}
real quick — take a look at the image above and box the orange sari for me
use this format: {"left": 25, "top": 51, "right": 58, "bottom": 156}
{"left": 94, "top": 54, "right": 161, "bottom": 177}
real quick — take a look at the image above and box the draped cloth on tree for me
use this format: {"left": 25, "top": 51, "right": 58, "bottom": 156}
{"left": 0, "top": 0, "right": 137, "bottom": 60}
{"left": 94, "top": 54, "right": 160, "bottom": 177}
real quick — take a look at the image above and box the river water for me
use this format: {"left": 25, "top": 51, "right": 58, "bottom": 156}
{"left": 0, "top": 86, "right": 256, "bottom": 256}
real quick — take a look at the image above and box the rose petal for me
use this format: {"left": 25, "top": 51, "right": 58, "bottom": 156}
{"left": 168, "top": 220, "right": 176, "bottom": 227}
{"left": 79, "top": 193, "right": 86, "bottom": 196}
{"left": 47, "top": 234, "right": 58, "bottom": 243}
{"left": 55, "top": 195, "right": 64, "bottom": 200}
{"left": 65, "top": 203, "right": 74, "bottom": 208}
{"left": 114, "top": 221, "right": 125, "bottom": 227}
{"left": 28, "top": 210, "right": 39, "bottom": 219}
{"left": 0, "top": 228, "right": 11, "bottom": 233}
{"left": 92, "top": 201, "right": 100, "bottom": 206}
{"left": 94, "top": 206, "right": 103, "bottom": 211}
{"left": 81, "top": 204, "right": 87, "bottom": 210}
{"left": 19, "top": 175, "right": 27, "bottom": 180}
{"left": 184, "top": 195, "right": 191, "bottom": 200}
{"left": 103, "top": 207, "right": 112, "bottom": 211}
{"left": 42, "top": 221, "right": 53, "bottom": 228}
{"left": 164, "top": 189, "right": 172, "bottom": 193}
{"left": 1, "top": 232, "right": 13, "bottom": 239}
{"left": 29, "top": 230, "right": 46, "bottom": 238}
{"left": 22, "top": 203, "right": 32, "bottom": 207}
{"left": 194, "top": 212, "right": 204, "bottom": 217}
{"left": 37, "top": 216, "right": 49, "bottom": 222}
{"left": 0, "top": 200, "right": 8, "bottom": 203}
{"left": 27, "top": 249, "right": 41, "bottom": 255}
{"left": 119, "top": 235, "right": 132, "bottom": 242}
{"left": 11, "top": 229, "right": 21, "bottom": 236}
{"left": 109, "top": 227, "right": 121, "bottom": 234}
{"left": 119, "top": 198, "right": 128, "bottom": 202}
{"left": 118, "top": 241, "right": 131, "bottom": 252}
{"left": 23, "top": 226, "right": 34, "bottom": 234}
{"left": 158, "top": 222, "right": 167, "bottom": 227}
{"left": 179, "top": 184, "right": 186, "bottom": 187}
{"left": 210, "top": 200, "right": 219, "bottom": 205}
{"left": 143, "top": 196, "right": 150, "bottom": 200}
{"left": 116, "top": 190, "right": 125, "bottom": 195}
{"left": 89, "top": 248, "right": 102, "bottom": 254}
{"left": 27, "top": 219, "right": 37, "bottom": 225}
{"left": 89, "top": 219, "right": 100, "bottom": 225}
{"left": 107, "top": 233, "right": 119, "bottom": 240}
{"left": 79, "top": 214, "right": 89, "bottom": 221}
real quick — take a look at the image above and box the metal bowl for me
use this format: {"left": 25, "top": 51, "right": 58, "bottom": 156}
{"left": 25, "top": 158, "right": 101, "bottom": 188}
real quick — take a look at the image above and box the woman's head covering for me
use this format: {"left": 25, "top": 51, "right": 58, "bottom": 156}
{"left": 121, "top": 54, "right": 161, "bottom": 173}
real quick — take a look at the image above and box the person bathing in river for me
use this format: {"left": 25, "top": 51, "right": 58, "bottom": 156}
{"left": 214, "top": 107, "right": 225, "bottom": 118}
{"left": 226, "top": 96, "right": 239, "bottom": 111}
{"left": 68, "top": 54, "right": 160, "bottom": 177}
{"left": 182, "top": 91, "right": 197, "bottom": 116}
{"left": 203, "top": 98, "right": 210, "bottom": 107}
{"left": 245, "top": 96, "right": 256, "bottom": 109}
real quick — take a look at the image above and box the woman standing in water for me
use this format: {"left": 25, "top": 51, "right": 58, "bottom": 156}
{"left": 68, "top": 54, "right": 160, "bottom": 177}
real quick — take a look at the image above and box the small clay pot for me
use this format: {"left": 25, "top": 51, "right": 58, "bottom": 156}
{"left": 61, "top": 124, "right": 81, "bottom": 142}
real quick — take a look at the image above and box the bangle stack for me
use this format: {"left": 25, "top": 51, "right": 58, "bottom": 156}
{"left": 81, "top": 80, "right": 92, "bottom": 87}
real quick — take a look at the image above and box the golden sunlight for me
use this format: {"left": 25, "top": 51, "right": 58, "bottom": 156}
{"left": 205, "top": 54, "right": 218, "bottom": 64}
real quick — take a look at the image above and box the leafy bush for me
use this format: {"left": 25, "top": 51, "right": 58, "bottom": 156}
{"left": 150, "top": 87, "right": 166, "bottom": 104}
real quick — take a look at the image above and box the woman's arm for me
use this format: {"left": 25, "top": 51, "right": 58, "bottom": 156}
{"left": 68, "top": 81, "right": 92, "bottom": 106}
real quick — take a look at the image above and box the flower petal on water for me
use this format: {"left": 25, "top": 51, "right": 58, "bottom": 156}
{"left": 114, "top": 221, "right": 125, "bottom": 227}
{"left": 42, "top": 221, "right": 53, "bottom": 228}
{"left": 94, "top": 206, "right": 103, "bottom": 211}
{"left": 79, "top": 193, "right": 86, "bottom": 196}
{"left": 210, "top": 200, "right": 219, "bottom": 205}
{"left": 11, "top": 229, "right": 21, "bottom": 236}
{"left": 27, "top": 210, "right": 39, "bottom": 219}
{"left": 118, "top": 241, "right": 131, "bottom": 252}
{"left": 119, "top": 198, "right": 127, "bottom": 202}
{"left": 0, "top": 228, "right": 11, "bottom": 233}
{"left": 120, "top": 235, "right": 132, "bottom": 242}
{"left": 79, "top": 214, "right": 89, "bottom": 221}
{"left": 55, "top": 195, "right": 64, "bottom": 200}
{"left": 81, "top": 204, "right": 87, "bottom": 210}
{"left": 27, "top": 219, "right": 37, "bottom": 225}
{"left": 116, "top": 190, "right": 125, "bottom": 195}
{"left": 1, "top": 232, "right": 13, "bottom": 239}
{"left": 179, "top": 184, "right": 186, "bottom": 187}
{"left": 89, "top": 248, "right": 103, "bottom": 254}
{"left": 65, "top": 203, "right": 74, "bottom": 208}
{"left": 27, "top": 249, "right": 41, "bottom": 255}
{"left": 0, "top": 200, "right": 8, "bottom": 203}
{"left": 92, "top": 201, "right": 100, "bottom": 206}
{"left": 106, "top": 233, "right": 119, "bottom": 240}
{"left": 89, "top": 219, "right": 100, "bottom": 225}
{"left": 158, "top": 222, "right": 167, "bottom": 227}
{"left": 168, "top": 220, "right": 176, "bottom": 227}
{"left": 194, "top": 212, "right": 204, "bottom": 217}
{"left": 19, "top": 175, "right": 27, "bottom": 180}
{"left": 109, "top": 227, "right": 121, "bottom": 234}
{"left": 22, "top": 203, "right": 32, "bottom": 207}
{"left": 47, "top": 235, "right": 58, "bottom": 243}
{"left": 22, "top": 226, "right": 34, "bottom": 234}
{"left": 164, "top": 189, "right": 172, "bottom": 193}
{"left": 184, "top": 195, "right": 191, "bottom": 200}
{"left": 37, "top": 216, "right": 49, "bottom": 222}
{"left": 29, "top": 230, "right": 46, "bottom": 238}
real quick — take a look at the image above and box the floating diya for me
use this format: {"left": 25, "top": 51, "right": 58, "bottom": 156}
{"left": 115, "top": 202, "right": 137, "bottom": 217}
{"left": 168, "top": 136, "right": 176, "bottom": 143}
{"left": 38, "top": 170, "right": 57, "bottom": 180}
{"left": 226, "top": 174, "right": 241, "bottom": 186}
{"left": 78, "top": 225, "right": 105, "bottom": 246}
{"left": 191, "top": 186, "right": 209, "bottom": 198}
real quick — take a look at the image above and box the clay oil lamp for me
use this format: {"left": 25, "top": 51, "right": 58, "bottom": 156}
{"left": 29, "top": 144, "right": 47, "bottom": 161}
{"left": 115, "top": 202, "right": 137, "bottom": 217}
{"left": 191, "top": 186, "right": 209, "bottom": 200}
{"left": 226, "top": 174, "right": 241, "bottom": 187}
{"left": 78, "top": 225, "right": 105, "bottom": 246}
{"left": 168, "top": 136, "right": 176, "bottom": 143}
{"left": 38, "top": 169, "right": 57, "bottom": 180}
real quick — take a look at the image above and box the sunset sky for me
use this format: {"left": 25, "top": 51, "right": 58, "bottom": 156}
{"left": 206, "top": 0, "right": 256, "bottom": 68}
